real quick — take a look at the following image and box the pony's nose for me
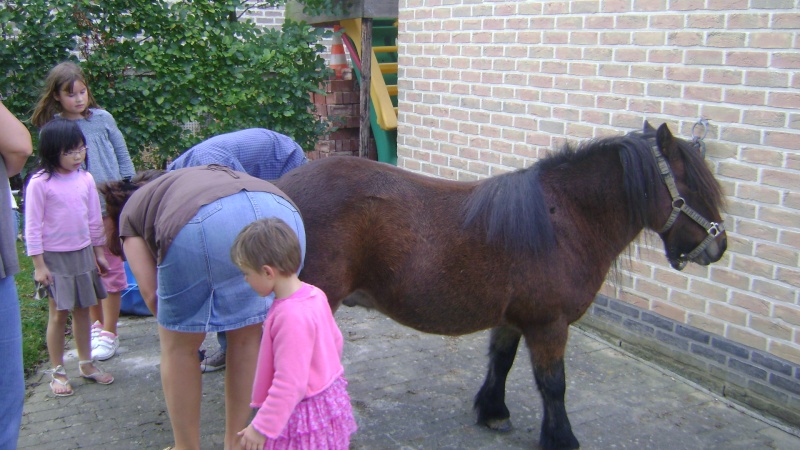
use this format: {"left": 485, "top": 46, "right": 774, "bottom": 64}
{"left": 705, "top": 235, "right": 727, "bottom": 263}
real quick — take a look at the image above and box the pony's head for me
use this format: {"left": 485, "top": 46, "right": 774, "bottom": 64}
{"left": 643, "top": 121, "right": 727, "bottom": 270}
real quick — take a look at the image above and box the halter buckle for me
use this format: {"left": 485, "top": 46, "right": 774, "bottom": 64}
{"left": 708, "top": 222, "right": 722, "bottom": 237}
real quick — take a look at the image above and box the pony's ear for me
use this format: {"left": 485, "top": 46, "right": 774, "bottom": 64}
{"left": 656, "top": 123, "right": 677, "bottom": 159}
{"left": 643, "top": 120, "right": 656, "bottom": 134}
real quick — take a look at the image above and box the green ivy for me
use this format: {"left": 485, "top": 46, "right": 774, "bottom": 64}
{"left": 1, "top": 0, "right": 333, "bottom": 168}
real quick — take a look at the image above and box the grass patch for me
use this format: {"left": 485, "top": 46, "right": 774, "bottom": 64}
{"left": 14, "top": 240, "right": 49, "bottom": 376}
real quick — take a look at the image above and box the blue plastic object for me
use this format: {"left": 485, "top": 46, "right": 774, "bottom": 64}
{"left": 120, "top": 262, "right": 152, "bottom": 316}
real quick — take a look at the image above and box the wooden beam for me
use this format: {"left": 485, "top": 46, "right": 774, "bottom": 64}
{"left": 359, "top": 18, "right": 373, "bottom": 158}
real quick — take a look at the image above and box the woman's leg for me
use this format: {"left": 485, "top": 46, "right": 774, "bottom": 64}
{"left": 222, "top": 323, "right": 262, "bottom": 449}
{"left": 0, "top": 275, "right": 24, "bottom": 448}
{"left": 159, "top": 326, "right": 206, "bottom": 450}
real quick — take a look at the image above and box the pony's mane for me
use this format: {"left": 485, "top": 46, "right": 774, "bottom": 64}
{"left": 462, "top": 164, "right": 555, "bottom": 256}
{"left": 676, "top": 135, "right": 725, "bottom": 213}
{"left": 462, "top": 127, "right": 724, "bottom": 255}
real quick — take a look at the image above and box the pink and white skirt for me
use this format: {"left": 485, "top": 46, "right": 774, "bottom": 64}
{"left": 265, "top": 376, "right": 358, "bottom": 450}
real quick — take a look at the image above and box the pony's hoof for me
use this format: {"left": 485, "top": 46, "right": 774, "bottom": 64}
{"left": 539, "top": 431, "right": 580, "bottom": 450}
{"left": 484, "top": 417, "right": 513, "bottom": 432}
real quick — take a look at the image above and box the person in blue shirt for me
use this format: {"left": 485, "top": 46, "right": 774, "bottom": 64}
{"left": 167, "top": 128, "right": 308, "bottom": 372}
{"left": 167, "top": 128, "right": 307, "bottom": 181}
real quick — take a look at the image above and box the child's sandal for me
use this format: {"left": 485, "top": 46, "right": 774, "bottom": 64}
{"left": 46, "top": 365, "right": 74, "bottom": 397}
{"left": 78, "top": 359, "right": 114, "bottom": 385}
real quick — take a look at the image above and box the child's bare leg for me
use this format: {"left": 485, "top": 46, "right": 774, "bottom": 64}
{"left": 46, "top": 299, "right": 70, "bottom": 394}
{"left": 159, "top": 325, "right": 205, "bottom": 450}
{"left": 98, "top": 218, "right": 123, "bottom": 335}
{"left": 46, "top": 299, "right": 68, "bottom": 367}
{"left": 73, "top": 307, "right": 93, "bottom": 361}
{"left": 73, "top": 307, "right": 114, "bottom": 383}
{"left": 89, "top": 302, "right": 103, "bottom": 325}
{"left": 223, "top": 323, "right": 262, "bottom": 449}
{"left": 101, "top": 292, "right": 121, "bottom": 335}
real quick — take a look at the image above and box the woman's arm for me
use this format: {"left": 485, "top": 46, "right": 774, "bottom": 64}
{"left": 122, "top": 236, "right": 158, "bottom": 315}
{"left": 0, "top": 101, "right": 33, "bottom": 176}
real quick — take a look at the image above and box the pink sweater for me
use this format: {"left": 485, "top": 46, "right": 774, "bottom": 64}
{"left": 250, "top": 283, "right": 345, "bottom": 438}
{"left": 25, "top": 170, "right": 105, "bottom": 256}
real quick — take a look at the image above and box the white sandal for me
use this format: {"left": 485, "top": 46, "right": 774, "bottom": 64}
{"left": 46, "top": 365, "right": 74, "bottom": 397}
{"left": 78, "top": 359, "right": 114, "bottom": 385}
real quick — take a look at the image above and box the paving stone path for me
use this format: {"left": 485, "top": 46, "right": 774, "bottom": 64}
{"left": 19, "top": 306, "right": 800, "bottom": 449}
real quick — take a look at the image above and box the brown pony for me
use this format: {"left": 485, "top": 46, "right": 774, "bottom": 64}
{"left": 274, "top": 122, "right": 726, "bottom": 449}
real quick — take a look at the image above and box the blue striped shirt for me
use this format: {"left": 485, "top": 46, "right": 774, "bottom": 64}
{"left": 167, "top": 128, "right": 308, "bottom": 180}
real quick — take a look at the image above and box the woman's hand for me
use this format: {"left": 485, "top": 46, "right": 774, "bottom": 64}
{"left": 237, "top": 424, "right": 266, "bottom": 450}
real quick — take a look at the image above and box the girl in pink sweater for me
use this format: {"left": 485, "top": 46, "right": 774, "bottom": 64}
{"left": 25, "top": 118, "right": 113, "bottom": 396}
{"left": 231, "top": 218, "right": 357, "bottom": 450}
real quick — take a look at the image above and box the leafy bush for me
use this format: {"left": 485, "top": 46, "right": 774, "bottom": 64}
{"left": 0, "top": 0, "right": 332, "bottom": 168}
{"left": 3, "top": 0, "right": 338, "bottom": 374}
{"left": 14, "top": 241, "right": 48, "bottom": 376}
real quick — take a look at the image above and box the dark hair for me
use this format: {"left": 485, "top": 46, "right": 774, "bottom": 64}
{"left": 34, "top": 118, "right": 87, "bottom": 180}
{"left": 98, "top": 169, "right": 166, "bottom": 257}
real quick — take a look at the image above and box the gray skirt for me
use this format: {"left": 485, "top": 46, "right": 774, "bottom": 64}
{"left": 41, "top": 247, "right": 107, "bottom": 311}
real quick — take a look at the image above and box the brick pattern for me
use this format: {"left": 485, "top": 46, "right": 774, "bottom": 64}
{"left": 308, "top": 79, "right": 370, "bottom": 160}
{"left": 582, "top": 294, "right": 800, "bottom": 425}
{"left": 398, "top": 1, "right": 800, "bottom": 366}
{"left": 241, "top": 3, "right": 366, "bottom": 159}
{"left": 239, "top": 3, "right": 285, "bottom": 29}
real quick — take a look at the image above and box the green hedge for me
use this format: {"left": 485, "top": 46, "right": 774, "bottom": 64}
{"left": 1, "top": 0, "right": 332, "bottom": 169}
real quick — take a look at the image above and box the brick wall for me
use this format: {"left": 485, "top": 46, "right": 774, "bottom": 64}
{"left": 240, "top": 3, "right": 286, "bottom": 29}
{"left": 583, "top": 294, "right": 800, "bottom": 426}
{"left": 242, "top": 3, "right": 366, "bottom": 159}
{"left": 308, "top": 78, "right": 369, "bottom": 159}
{"left": 397, "top": 0, "right": 800, "bottom": 413}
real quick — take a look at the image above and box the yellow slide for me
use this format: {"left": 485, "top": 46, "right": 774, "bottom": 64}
{"left": 340, "top": 18, "right": 397, "bottom": 131}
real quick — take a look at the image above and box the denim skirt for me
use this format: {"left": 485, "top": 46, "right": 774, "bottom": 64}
{"left": 156, "top": 191, "right": 306, "bottom": 333}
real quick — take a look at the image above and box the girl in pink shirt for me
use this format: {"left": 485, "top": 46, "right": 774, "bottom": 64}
{"left": 25, "top": 118, "right": 113, "bottom": 397}
{"left": 231, "top": 218, "right": 357, "bottom": 450}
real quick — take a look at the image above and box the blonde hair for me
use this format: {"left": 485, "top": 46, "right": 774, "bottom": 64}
{"left": 30, "top": 61, "right": 99, "bottom": 128}
{"left": 231, "top": 218, "right": 301, "bottom": 276}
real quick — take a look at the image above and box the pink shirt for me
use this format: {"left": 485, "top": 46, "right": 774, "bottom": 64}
{"left": 25, "top": 169, "right": 105, "bottom": 256}
{"left": 250, "top": 283, "right": 345, "bottom": 438}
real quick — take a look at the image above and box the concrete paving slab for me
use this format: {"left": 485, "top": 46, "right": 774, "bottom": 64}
{"left": 18, "top": 306, "right": 800, "bottom": 449}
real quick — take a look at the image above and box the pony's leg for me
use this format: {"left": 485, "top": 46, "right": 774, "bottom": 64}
{"left": 526, "top": 324, "right": 580, "bottom": 450}
{"left": 474, "top": 326, "right": 521, "bottom": 432}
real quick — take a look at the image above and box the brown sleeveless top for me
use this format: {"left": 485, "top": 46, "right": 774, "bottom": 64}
{"left": 119, "top": 165, "right": 298, "bottom": 263}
